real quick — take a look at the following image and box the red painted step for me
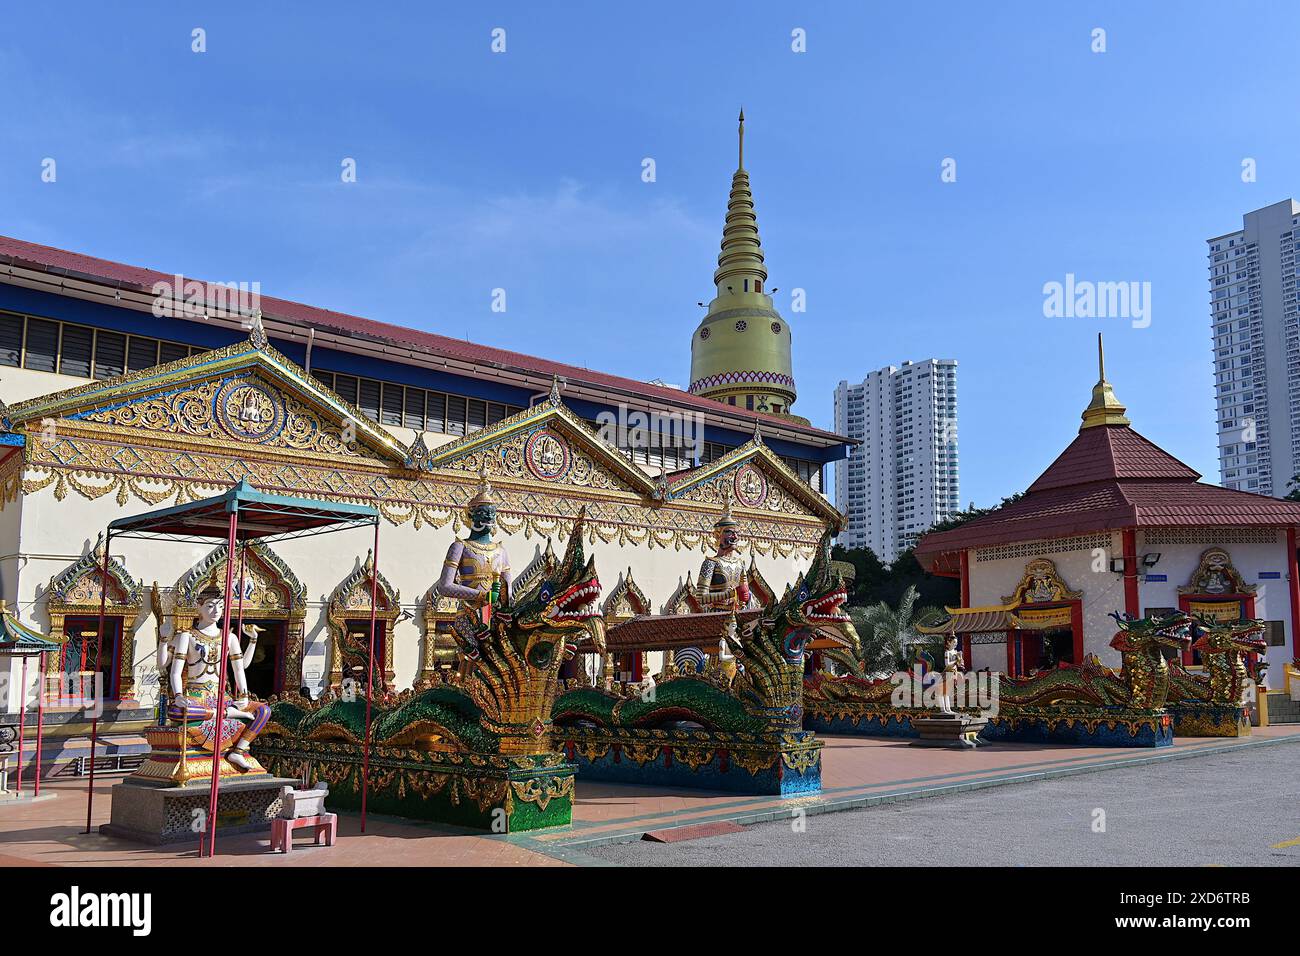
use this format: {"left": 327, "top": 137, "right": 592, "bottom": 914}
{"left": 641, "top": 821, "right": 745, "bottom": 843}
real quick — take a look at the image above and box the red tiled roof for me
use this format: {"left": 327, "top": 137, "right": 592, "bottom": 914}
{"left": 599, "top": 610, "right": 762, "bottom": 652}
{"left": 0, "top": 234, "right": 848, "bottom": 444}
{"left": 1026, "top": 424, "right": 1200, "bottom": 492}
{"left": 915, "top": 423, "right": 1300, "bottom": 572}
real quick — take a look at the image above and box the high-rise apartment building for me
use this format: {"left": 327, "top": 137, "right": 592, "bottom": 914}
{"left": 1209, "top": 199, "right": 1300, "bottom": 496}
{"left": 833, "top": 359, "right": 959, "bottom": 561}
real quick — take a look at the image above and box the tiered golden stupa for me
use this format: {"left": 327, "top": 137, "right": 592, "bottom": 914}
{"left": 689, "top": 110, "right": 800, "bottom": 422}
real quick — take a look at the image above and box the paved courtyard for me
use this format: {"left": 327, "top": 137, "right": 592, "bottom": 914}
{"left": 585, "top": 742, "right": 1300, "bottom": 867}
{"left": 1, "top": 727, "right": 1296, "bottom": 866}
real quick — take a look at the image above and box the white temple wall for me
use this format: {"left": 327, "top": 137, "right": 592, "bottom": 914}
{"left": 965, "top": 531, "right": 1296, "bottom": 675}
{"left": 1135, "top": 532, "right": 1292, "bottom": 673}
{"left": 7, "top": 478, "right": 813, "bottom": 700}
{"left": 966, "top": 532, "right": 1124, "bottom": 669}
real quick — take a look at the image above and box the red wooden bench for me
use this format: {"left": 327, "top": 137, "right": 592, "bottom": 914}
{"left": 270, "top": 813, "right": 337, "bottom": 853}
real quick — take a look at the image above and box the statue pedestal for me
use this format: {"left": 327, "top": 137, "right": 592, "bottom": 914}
{"left": 909, "top": 713, "right": 987, "bottom": 749}
{"left": 100, "top": 775, "right": 298, "bottom": 845}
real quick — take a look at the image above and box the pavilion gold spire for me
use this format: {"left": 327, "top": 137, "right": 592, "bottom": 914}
{"left": 1080, "top": 333, "right": 1130, "bottom": 429}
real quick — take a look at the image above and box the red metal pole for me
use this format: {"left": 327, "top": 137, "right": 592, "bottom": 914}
{"left": 959, "top": 550, "right": 972, "bottom": 669}
{"left": 16, "top": 654, "right": 26, "bottom": 796}
{"left": 85, "top": 533, "right": 112, "bottom": 833}
{"left": 1288, "top": 527, "right": 1300, "bottom": 663}
{"left": 360, "top": 520, "right": 380, "bottom": 832}
{"left": 34, "top": 650, "right": 45, "bottom": 797}
{"left": 1122, "top": 528, "right": 1140, "bottom": 619}
{"left": 202, "top": 510, "right": 239, "bottom": 858}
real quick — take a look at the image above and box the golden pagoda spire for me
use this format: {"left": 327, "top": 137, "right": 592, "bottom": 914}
{"left": 738, "top": 108, "right": 745, "bottom": 169}
{"left": 1080, "top": 332, "right": 1130, "bottom": 429}
{"left": 688, "top": 111, "right": 796, "bottom": 414}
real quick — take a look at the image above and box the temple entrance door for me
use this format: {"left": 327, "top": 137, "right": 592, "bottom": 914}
{"left": 1039, "top": 629, "right": 1075, "bottom": 668}
{"left": 239, "top": 620, "right": 286, "bottom": 699}
{"left": 62, "top": 615, "right": 122, "bottom": 702}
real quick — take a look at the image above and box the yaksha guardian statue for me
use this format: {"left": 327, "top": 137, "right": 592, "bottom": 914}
{"left": 157, "top": 587, "right": 271, "bottom": 773}
{"left": 436, "top": 471, "right": 514, "bottom": 624}
{"left": 696, "top": 493, "right": 756, "bottom": 612}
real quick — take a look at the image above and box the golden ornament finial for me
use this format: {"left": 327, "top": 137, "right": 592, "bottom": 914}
{"left": 468, "top": 462, "right": 497, "bottom": 508}
{"left": 715, "top": 485, "right": 737, "bottom": 529}
{"left": 1080, "top": 332, "right": 1130, "bottom": 430}
{"left": 738, "top": 107, "right": 745, "bottom": 169}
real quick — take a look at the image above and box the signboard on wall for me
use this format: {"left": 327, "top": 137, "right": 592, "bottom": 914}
{"left": 1015, "top": 605, "right": 1073, "bottom": 629}
{"left": 1186, "top": 600, "right": 1244, "bottom": 622}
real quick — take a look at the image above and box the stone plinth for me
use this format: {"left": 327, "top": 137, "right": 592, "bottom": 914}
{"left": 99, "top": 775, "right": 298, "bottom": 845}
{"left": 909, "top": 713, "right": 988, "bottom": 749}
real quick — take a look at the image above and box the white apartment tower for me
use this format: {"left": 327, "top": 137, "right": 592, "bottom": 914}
{"left": 834, "top": 359, "right": 959, "bottom": 561}
{"left": 1209, "top": 199, "right": 1300, "bottom": 496}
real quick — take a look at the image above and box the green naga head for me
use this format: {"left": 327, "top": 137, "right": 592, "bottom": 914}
{"left": 491, "top": 506, "right": 605, "bottom": 664}
{"left": 731, "top": 531, "right": 857, "bottom": 729}
{"left": 1191, "top": 616, "right": 1268, "bottom": 659}
{"left": 1108, "top": 610, "right": 1194, "bottom": 657}
{"left": 450, "top": 508, "right": 604, "bottom": 754}
{"left": 766, "top": 530, "right": 857, "bottom": 664}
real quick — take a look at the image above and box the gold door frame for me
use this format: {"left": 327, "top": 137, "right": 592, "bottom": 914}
{"left": 172, "top": 543, "right": 308, "bottom": 697}
{"left": 44, "top": 538, "right": 143, "bottom": 701}
{"left": 326, "top": 551, "right": 400, "bottom": 692}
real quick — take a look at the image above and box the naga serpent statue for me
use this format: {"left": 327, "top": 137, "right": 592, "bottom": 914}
{"left": 1166, "top": 616, "right": 1267, "bottom": 737}
{"left": 1167, "top": 616, "right": 1267, "bottom": 707}
{"left": 552, "top": 531, "right": 856, "bottom": 794}
{"left": 806, "top": 611, "right": 1195, "bottom": 748}
{"left": 251, "top": 511, "right": 604, "bottom": 830}
{"left": 982, "top": 611, "right": 1194, "bottom": 711}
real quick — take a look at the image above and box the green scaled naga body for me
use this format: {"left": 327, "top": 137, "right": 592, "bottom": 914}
{"left": 252, "top": 511, "right": 604, "bottom": 831}
{"left": 553, "top": 531, "right": 856, "bottom": 795}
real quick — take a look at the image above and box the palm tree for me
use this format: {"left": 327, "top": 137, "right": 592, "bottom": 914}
{"left": 851, "top": 585, "right": 928, "bottom": 677}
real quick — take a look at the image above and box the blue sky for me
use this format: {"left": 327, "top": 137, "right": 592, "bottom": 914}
{"left": 3, "top": 2, "right": 1299, "bottom": 506}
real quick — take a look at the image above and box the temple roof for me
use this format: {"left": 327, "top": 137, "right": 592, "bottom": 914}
{"left": 0, "top": 233, "right": 844, "bottom": 446}
{"left": 915, "top": 336, "right": 1300, "bottom": 573}
{"left": 0, "top": 601, "right": 57, "bottom": 652}
{"left": 1026, "top": 423, "right": 1200, "bottom": 493}
{"left": 599, "top": 610, "right": 762, "bottom": 653}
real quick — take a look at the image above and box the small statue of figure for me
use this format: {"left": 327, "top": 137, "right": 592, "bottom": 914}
{"left": 435, "top": 469, "right": 514, "bottom": 630}
{"left": 159, "top": 587, "right": 271, "bottom": 772}
{"left": 938, "top": 636, "right": 963, "bottom": 714}
{"left": 673, "top": 493, "right": 754, "bottom": 673}
{"left": 695, "top": 491, "right": 755, "bottom": 612}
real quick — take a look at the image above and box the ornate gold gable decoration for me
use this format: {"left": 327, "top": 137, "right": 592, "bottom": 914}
{"left": 326, "top": 551, "right": 401, "bottom": 692}
{"left": 1003, "top": 557, "right": 1082, "bottom": 605}
{"left": 4, "top": 337, "right": 411, "bottom": 465}
{"left": 1178, "top": 547, "right": 1255, "bottom": 596}
{"left": 666, "top": 437, "right": 843, "bottom": 532}
{"left": 602, "top": 568, "right": 653, "bottom": 623}
{"left": 43, "top": 533, "right": 144, "bottom": 699}
{"left": 423, "top": 396, "right": 658, "bottom": 497}
{"left": 8, "top": 336, "right": 834, "bottom": 558}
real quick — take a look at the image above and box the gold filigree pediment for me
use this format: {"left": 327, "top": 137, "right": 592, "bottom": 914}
{"left": 4, "top": 338, "right": 410, "bottom": 466}
{"left": 1178, "top": 547, "right": 1255, "bottom": 596}
{"left": 667, "top": 441, "right": 841, "bottom": 529}
{"left": 1003, "top": 558, "right": 1082, "bottom": 605}
{"left": 423, "top": 397, "right": 657, "bottom": 497}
